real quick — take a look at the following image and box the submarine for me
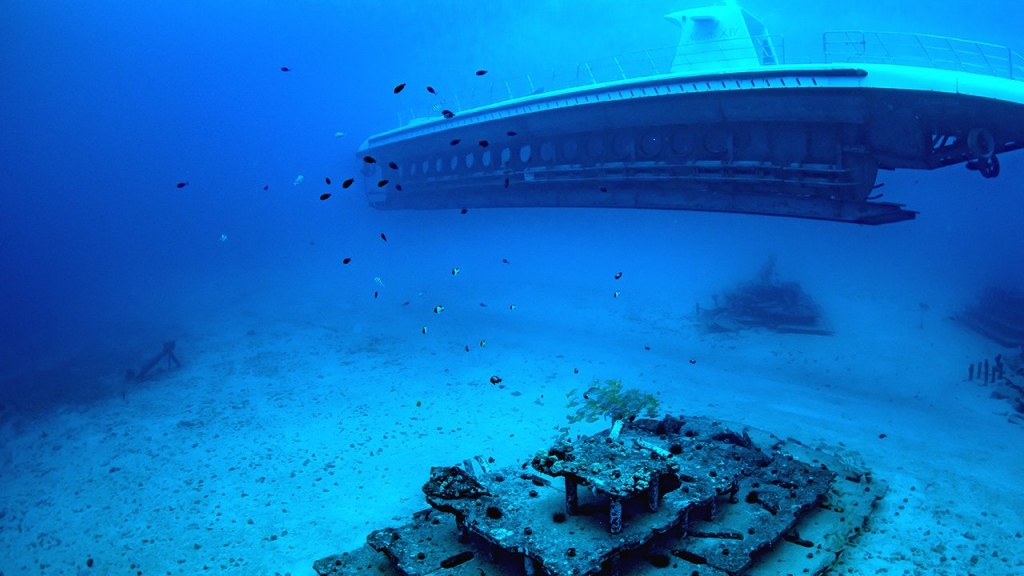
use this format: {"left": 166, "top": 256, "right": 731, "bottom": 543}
{"left": 357, "top": 2, "right": 1024, "bottom": 225}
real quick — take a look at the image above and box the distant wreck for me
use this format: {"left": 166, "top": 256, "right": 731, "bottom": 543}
{"left": 695, "top": 257, "right": 831, "bottom": 336}
{"left": 313, "top": 414, "right": 884, "bottom": 576}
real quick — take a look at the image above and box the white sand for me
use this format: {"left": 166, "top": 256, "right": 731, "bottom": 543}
{"left": 1, "top": 288, "right": 1022, "bottom": 576}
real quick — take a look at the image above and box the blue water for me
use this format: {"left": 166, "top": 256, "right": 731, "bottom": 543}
{"left": 2, "top": 1, "right": 1024, "bottom": 574}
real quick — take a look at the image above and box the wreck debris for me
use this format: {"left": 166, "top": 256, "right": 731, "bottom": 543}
{"left": 313, "top": 415, "right": 885, "bottom": 576}
{"left": 696, "top": 257, "right": 831, "bottom": 336}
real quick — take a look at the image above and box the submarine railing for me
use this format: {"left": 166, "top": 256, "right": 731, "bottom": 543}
{"left": 395, "top": 31, "right": 1023, "bottom": 128}
{"left": 823, "top": 31, "right": 1023, "bottom": 81}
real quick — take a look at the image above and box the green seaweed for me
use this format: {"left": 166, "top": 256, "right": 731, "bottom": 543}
{"left": 566, "top": 379, "right": 660, "bottom": 424}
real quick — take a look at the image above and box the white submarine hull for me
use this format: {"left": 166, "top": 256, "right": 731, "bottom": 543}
{"left": 357, "top": 7, "right": 1024, "bottom": 225}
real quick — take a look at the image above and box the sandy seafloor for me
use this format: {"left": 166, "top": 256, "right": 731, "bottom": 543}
{"left": 1, "top": 282, "right": 1022, "bottom": 576}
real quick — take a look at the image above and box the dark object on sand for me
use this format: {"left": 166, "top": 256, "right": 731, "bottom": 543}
{"left": 955, "top": 286, "right": 1024, "bottom": 349}
{"left": 971, "top": 351, "right": 1024, "bottom": 426}
{"left": 125, "top": 341, "right": 181, "bottom": 382}
{"left": 313, "top": 415, "right": 885, "bottom": 576}
{"left": 696, "top": 256, "right": 831, "bottom": 335}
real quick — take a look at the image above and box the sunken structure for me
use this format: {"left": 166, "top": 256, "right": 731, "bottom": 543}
{"left": 313, "top": 415, "right": 884, "bottom": 576}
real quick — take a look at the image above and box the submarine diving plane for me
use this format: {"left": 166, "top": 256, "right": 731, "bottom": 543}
{"left": 357, "top": 2, "right": 1024, "bottom": 224}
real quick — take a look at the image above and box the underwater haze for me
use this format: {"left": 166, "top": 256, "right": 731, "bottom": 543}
{"left": 1, "top": 1, "right": 1023, "bottom": 575}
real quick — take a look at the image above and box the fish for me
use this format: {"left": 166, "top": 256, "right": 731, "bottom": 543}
{"left": 377, "top": 179, "right": 389, "bottom": 187}
{"left": 613, "top": 291, "right": 621, "bottom": 298}
{"left": 342, "top": 257, "right": 352, "bottom": 264}
{"left": 599, "top": 186, "right": 608, "bottom": 192}
{"left": 478, "top": 140, "right": 489, "bottom": 147}
{"left": 480, "top": 339, "right": 486, "bottom": 347}
{"left": 334, "top": 131, "right": 345, "bottom": 138}
{"left": 489, "top": 375, "right": 502, "bottom": 385}
{"left": 476, "top": 70, "right": 488, "bottom": 76}
{"left": 442, "top": 110, "right": 454, "bottom": 119}
{"left": 319, "top": 193, "right": 331, "bottom": 200}
{"left": 450, "top": 139, "right": 461, "bottom": 146}
{"left": 422, "top": 326, "right": 427, "bottom": 334}
{"left": 464, "top": 345, "right": 470, "bottom": 352}
{"left": 394, "top": 83, "right": 406, "bottom": 94}
{"left": 614, "top": 272, "right": 622, "bottom": 280}
{"left": 451, "top": 267, "right": 460, "bottom": 276}
{"left": 388, "top": 161, "right": 398, "bottom": 169}
{"left": 479, "top": 303, "right": 487, "bottom": 307}
{"left": 434, "top": 305, "right": 444, "bottom": 314}
{"left": 342, "top": 178, "right": 355, "bottom": 188}
{"left": 280, "top": 66, "right": 290, "bottom": 72}
{"left": 380, "top": 233, "right": 387, "bottom": 241}
{"left": 504, "top": 178, "right": 510, "bottom": 188}
{"left": 509, "top": 304, "right": 517, "bottom": 310}
{"left": 460, "top": 208, "right": 468, "bottom": 214}
{"left": 574, "top": 368, "right": 579, "bottom": 374}
{"left": 402, "top": 301, "right": 410, "bottom": 306}
{"left": 176, "top": 182, "right": 188, "bottom": 188}
{"left": 363, "top": 156, "right": 376, "bottom": 164}
{"left": 325, "top": 177, "right": 331, "bottom": 184}
{"left": 263, "top": 185, "right": 269, "bottom": 190}
{"left": 689, "top": 359, "right": 696, "bottom": 364}
{"left": 502, "top": 258, "right": 510, "bottom": 264}
{"left": 374, "top": 291, "right": 379, "bottom": 299}
{"left": 506, "top": 131, "right": 517, "bottom": 136}
{"left": 427, "top": 86, "right": 436, "bottom": 94}
{"left": 395, "top": 184, "right": 403, "bottom": 191}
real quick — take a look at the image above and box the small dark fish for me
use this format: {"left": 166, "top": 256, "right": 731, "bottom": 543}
{"left": 506, "top": 131, "right": 517, "bottom": 136}
{"left": 574, "top": 367, "right": 579, "bottom": 374}
{"left": 427, "top": 86, "right": 436, "bottom": 94}
{"left": 377, "top": 179, "right": 389, "bottom": 188}
{"left": 460, "top": 208, "right": 468, "bottom": 214}
{"left": 374, "top": 291, "right": 379, "bottom": 299}
{"left": 309, "top": 241, "right": 315, "bottom": 246}
{"left": 689, "top": 359, "right": 696, "bottom": 364}
{"left": 478, "top": 140, "right": 489, "bottom": 147}
{"left": 342, "top": 257, "right": 352, "bottom": 264}
{"left": 450, "top": 139, "right": 461, "bottom": 146}
{"left": 402, "top": 301, "right": 410, "bottom": 306}
{"left": 442, "top": 109, "right": 454, "bottom": 119}
{"left": 319, "top": 193, "right": 331, "bottom": 200}
{"left": 479, "top": 303, "right": 487, "bottom": 307}
{"left": 380, "top": 233, "right": 387, "bottom": 242}
{"left": 599, "top": 186, "right": 608, "bottom": 192}
{"left": 325, "top": 177, "right": 331, "bottom": 185}
{"left": 464, "top": 345, "right": 470, "bottom": 352}
{"left": 263, "top": 185, "right": 269, "bottom": 190}
{"left": 176, "top": 182, "right": 188, "bottom": 189}
{"left": 489, "top": 375, "right": 502, "bottom": 384}
{"left": 395, "top": 184, "right": 403, "bottom": 191}
{"left": 388, "top": 161, "right": 398, "bottom": 169}
{"left": 502, "top": 258, "right": 509, "bottom": 264}
{"left": 393, "top": 83, "right": 406, "bottom": 94}
{"left": 504, "top": 178, "right": 510, "bottom": 188}
{"left": 280, "top": 66, "right": 290, "bottom": 72}
{"left": 342, "top": 178, "right": 355, "bottom": 188}
{"left": 614, "top": 272, "right": 622, "bottom": 280}
{"left": 644, "top": 344, "right": 651, "bottom": 351}
{"left": 363, "top": 156, "right": 376, "bottom": 164}
{"left": 475, "top": 70, "right": 488, "bottom": 76}
{"left": 873, "top": 182, "right": 886, "bottom": 189}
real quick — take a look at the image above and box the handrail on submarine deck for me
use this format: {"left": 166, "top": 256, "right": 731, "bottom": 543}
{"left": 822, "top": 31, "right": 1024, "bottom": 81}
{"left": 394, "top": 31, "right": 1023, "bottom": 128}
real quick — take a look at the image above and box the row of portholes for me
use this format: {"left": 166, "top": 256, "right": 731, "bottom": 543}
{"left": 403, "top": 132, "right": 707, "bottom": 176}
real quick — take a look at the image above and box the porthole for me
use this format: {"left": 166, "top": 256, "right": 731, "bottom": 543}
{"left": 435, "top": 158, "right": 443, "bottom": 172}
{"left": 640, "top": 134, "right": 662, "bottom": 157}
{"left": 586, "top": 137, "right": 603, "bottom": 158}
{"left": 561, "top": 140, "right": 578, "bottom": 161}
{"left": 672, "top": 132, "right": 694, "bottom": 155}
{"left": 540, "top": 141, "right": 556, "bottom": 162}
{"left": 450, "top": 155, "right": 459, "bottom": 171}
{"left": 423, "top": 160, "right": 431, "bottom": 173}
{"left": 500, "top": 147, "right": 512, "bottom": 167}
{"left": 465, "top": 152, "right": 474, "bottom": 169}
{"left": 410, "top": 162, "right": 417, "bottom": 176}
{"left": 519, "top": 144, "right": 532, "bottom": 163}
{"left": 612, "top": 134, "right": 634, "bottom": 158}
{"left": 482, "top": 149, "right": 492, "bottom": 167}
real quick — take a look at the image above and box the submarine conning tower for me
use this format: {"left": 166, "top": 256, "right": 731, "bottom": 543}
{"left": 356, "top": 2, "right": 1024, "bottom": 225}
{"left": 663, "top": 2, "right": 778, "bottom": 73}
